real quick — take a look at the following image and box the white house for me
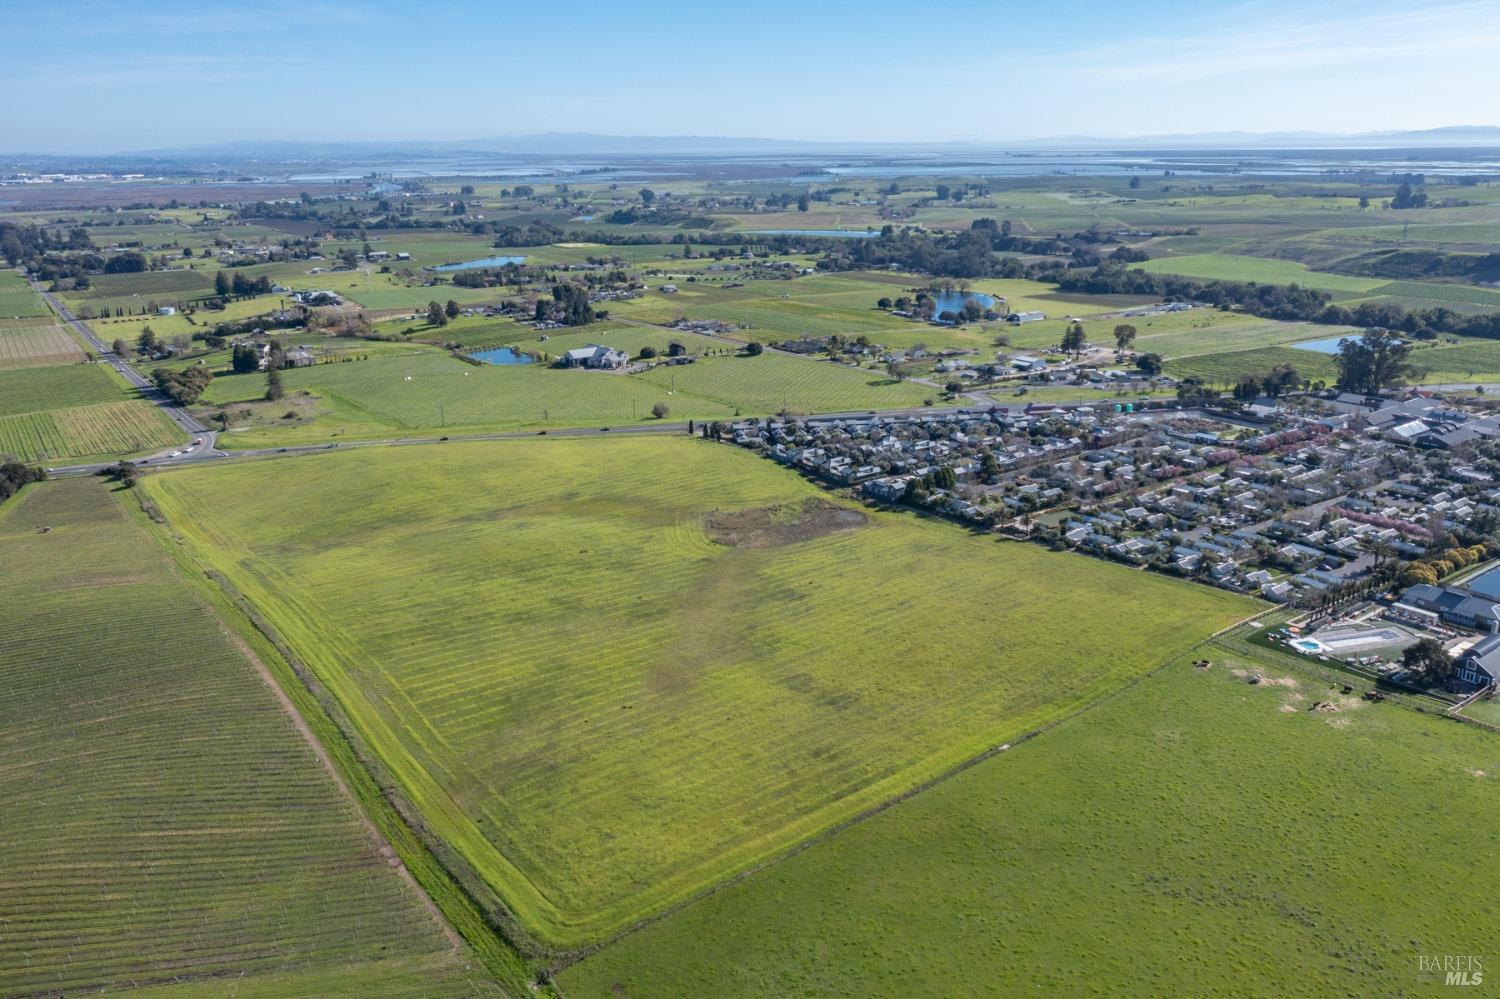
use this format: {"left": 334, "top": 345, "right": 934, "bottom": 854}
{"left": 560, "top": 345, "right": 629, "bottom": 370}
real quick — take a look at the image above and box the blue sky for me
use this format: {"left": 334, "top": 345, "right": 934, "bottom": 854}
{"left": 4, "top": 0, "right": 1499, "bottom": 153}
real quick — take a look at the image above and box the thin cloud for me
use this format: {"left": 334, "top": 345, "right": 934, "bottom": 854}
{"left": 11, "top": 0, "right": 380, "bottom": 38}
{"left": 21, "top": 54, "right": 300, "bottom": 88}
{"left": 1006, "top": 1, "right": 1500, "bottom": 83}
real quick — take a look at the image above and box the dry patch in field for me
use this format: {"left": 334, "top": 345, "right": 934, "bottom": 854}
{"left": 1229, "top": 667, "right": 1298, "bottom": 688}
{"left": 704, "top": 498, "right": 867, "bottom": 548}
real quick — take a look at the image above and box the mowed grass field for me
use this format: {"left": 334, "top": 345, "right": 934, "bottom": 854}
{"left": 1165, "top": 345, "right": 1340, "bottom": 386}
{"left": 0, "top": 364, "right": 183, "bottom": 462}
{"left": 634, "top": 352, "right": 928, "bottom": 414}
{"left": 202, "top": 350, "right": 730, "bottom": 444}
{"left": 0, "top": 478, "right": 494, "bottom": 997}
{"left": 1128, "top": 313, "right": 1360, "bottom": 359}
{"left": 201, "top": 345, "right": 928, "bottom": 449}
{"left": 145, "top": 439, "right": 1254, "bottom": 946}
{"left": 1134, "top": 253, "right": 1387, "bottom": 297}
{"left": 0, "top": 269, "right": 50, "bottom": 318}
{"left": 560, "top": 634, "right": 1500, "bottom": 997}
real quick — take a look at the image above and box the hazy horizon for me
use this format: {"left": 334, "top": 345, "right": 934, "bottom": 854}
{"left": 7, "top": 0, "right": 1500, "bottom": 155}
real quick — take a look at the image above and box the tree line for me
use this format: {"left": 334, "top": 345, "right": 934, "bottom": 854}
{"left": 1054, "top": 259, "right": 1500, "bottom": 341}
{"left": 0, "top": 462, "right": 46, "bottom": 506}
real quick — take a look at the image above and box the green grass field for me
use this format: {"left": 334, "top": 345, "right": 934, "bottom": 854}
{"left": 1165, "top": 345, "right": 1340, "bottom": 386}
{"left": 1130, "top": 314, "right": 1360, "bottom": 359}
{"left": 0, "top": 478, "right": 494, "bottom": 997}
{"left": 202, "top": 349, "right": 730, "bottom": 444}
{"left": 635, "top": 352, "right": 928, "bottom": 414}
{"left": 609, "top": 282, "right": 920, "bottom": 345}
{"left": 144, "top": 439, "right": 1254, "bottom": 947}
{"left": 199, "top": 344, "right": 930, "bottom": 448}
{"left": 560, "top": 631, "right": 1500, "bottom": 997}
{"left": 0, "top": 269, "right": 50, "bottom": 318}
{"left": 1368, "top": 279, "right": 1500, "bottom": 309}
{"left": 1134, "top": 253, "right": 1387, "bottom": 296}
{"left": 1406, "top": 337, "right": 1500, "bottom": 382}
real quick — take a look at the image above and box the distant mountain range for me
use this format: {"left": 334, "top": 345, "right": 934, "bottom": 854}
{"left": 6, "top": 127, "right": 1500, "bottom": 169}
{"left": 124, "top": 126, "right": 1500, "bottom": 160}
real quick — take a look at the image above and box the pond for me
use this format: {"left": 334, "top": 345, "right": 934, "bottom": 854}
{"left": 430, "top": 254, "right": 528, "bottom": 272}
{"left": 931, "top": 290, "right": 997, "bottom": 319}
{"left": 746, "top": 229, "right": 881, "bottom": 238}
{"left": 1291, "top": 333, "right": 1403, "bottom": 354}
{"left": 469, "top": 346, "right": 533, "bottom": 365}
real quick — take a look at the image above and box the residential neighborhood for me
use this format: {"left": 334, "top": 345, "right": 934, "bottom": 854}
{"left": 722, "top": 386, "right": 1500, "bottom": 696}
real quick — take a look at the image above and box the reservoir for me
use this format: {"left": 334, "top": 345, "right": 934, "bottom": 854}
{"left": 1292, "top": 333, "right": 1403, "bottom": 354}
{"left": 431, "top": 255, "right": 528, "bottom": 272}
{"left": 470, "top": 346, "right": 533, "bottom": 365}
{"left": 931, "top": 290, "right": 997, "bottom": 318}
{"left": 747, "top": 229, "right": 880, "bottom": 238}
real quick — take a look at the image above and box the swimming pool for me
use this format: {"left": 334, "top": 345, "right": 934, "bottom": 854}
{"left": 1463, "top": 564, "right": 1500, "bottom": 600}
{"left": 1290, "top": 638, "right": 1324, "bottom": 654}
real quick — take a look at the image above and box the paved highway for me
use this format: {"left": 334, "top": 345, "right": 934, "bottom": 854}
{"left": 29, "top": 275, "right": 208, "bottom": 437}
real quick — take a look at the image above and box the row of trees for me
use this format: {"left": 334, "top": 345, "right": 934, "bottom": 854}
{"left": 1396, "top": 543, "right": 1490, "bottom": 587}
{"left": 1058, "top": 259, "right": 1500, "bottom": 342}
{"left": 214, "top": 270, "right": 273, "bottom": 297}
{"left": 1231, "top": 364, "right": 1302, "bottom": 400}
{"left": 0, "top": 222, "right": 92, "bottom": 270}
{"left": 0, "top": 462, "right": 46, "bottom": 505}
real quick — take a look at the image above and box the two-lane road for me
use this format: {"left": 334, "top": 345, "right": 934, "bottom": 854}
{"left": 29, "top": 274, "right": 207, "bottom": 436}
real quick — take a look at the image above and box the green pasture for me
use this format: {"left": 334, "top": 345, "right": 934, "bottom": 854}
{"left": 1368, "top": 280, "right": 1500, "bottom": 309}
{"left": 197, "top": 342, "right": 931, "bottom": 447}
{"left": 1131, "top": 314, "right": 1360, "bottom": 359}
{"left": 1133, "top": 253, "right": 1386, "bottom": 296}
{"left": 1165, "top": 346, "right": 1339, "bottom": 386}
{"left": 87, "top": 292, "right": 283, "bottom": 336}
{"left": 1406, "top": 337, "right": 1500, "bottom": 382}
{"left": 561, "top": 634, "right": 1500, "bottom": 997}
{"left": 0, "top": 269, "right": 50, "bottom": 318}
{"left": 145, "top": 439, "right": 1253, "bottom": 946}
{"left": 634, "top": 351, "right": 928, "bottom": 414}
{"left": 201, "top": 349, "right": 724, "bottom": 444}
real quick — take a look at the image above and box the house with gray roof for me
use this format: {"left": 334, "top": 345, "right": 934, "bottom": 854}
{"left": 1458, "top": 634, "right": 1500, "bottom": 688}
{"left": 560, "top": 344, "right": 630, "bottom": 370}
